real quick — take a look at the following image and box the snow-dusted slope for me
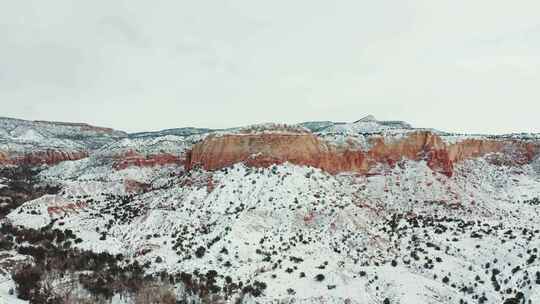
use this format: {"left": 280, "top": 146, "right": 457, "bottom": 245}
{"left": 129, "top": 127, "right": 214, "bottom": 139}
{"left": 0, "top": 117, "right": 127, "bottom": 151}
{"left": 1, "top": 116, "right": 540, "bottom": 303}
{"left": 0, "top": 117, "right": 127, "bottom": 168}
{"left": 318, "top": 115, "right": 414, "bottom": 135}
{"left": 5, "top": 157, "right": 540, "bottom": 303}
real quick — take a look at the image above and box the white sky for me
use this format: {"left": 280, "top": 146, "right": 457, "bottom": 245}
{"left": 1, "top": 0, "right": 539, "bottom": 134}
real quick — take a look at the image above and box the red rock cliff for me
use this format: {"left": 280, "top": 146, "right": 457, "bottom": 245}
{"left": 112, "top": 150, "right": 185, "bottom": 170}
{"left": 186, "top": 132, "right": 539, "bottom": 176}
{"left": 0, "top": 151, "right": 8, "bottom": 164}
{"left": 0, "top": 150, "right": 88, "bottom": 166}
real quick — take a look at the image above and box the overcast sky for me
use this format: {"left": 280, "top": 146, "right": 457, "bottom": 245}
{"left": 1, "top": 1, "right": 539, "bottom": 134}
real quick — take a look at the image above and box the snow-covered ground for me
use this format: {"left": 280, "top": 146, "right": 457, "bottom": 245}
{"left": 0, "top": 251, "right": 31, "bottom": 304}
{"left": 0, "top": 275, "right": 27, "bottom": 304}
{"left": 1, "top": 116, "right": 540, "bottom": 303}
{"left": 4, "top": 154, "right": 540, "bottom": 303}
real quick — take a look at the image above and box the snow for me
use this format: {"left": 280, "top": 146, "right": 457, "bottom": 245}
{"left": 2, "top": 116, "right": 540, "bottom": 303}
{"left": 319, "top": 115, "right": 413, "bottom": 136}
{"left": 5, "top": 154, "right": 540, "bottom": 302}
{"left": 11, "top": 128, "right": 46, "bottom": 142}
{"left": 0, "top": 116, "right": 125, "bottom": 156}
{"left": 0, "top": 275, "right": 27, "bottom": 304}
{"left": 7, "top": 195, "right": 72, "bottom": 229}
{"left": 97, "top": 135, "right": 193, "bottom": 156}
{"left": 0, "top": 251, "right": 32, "bottom": 304}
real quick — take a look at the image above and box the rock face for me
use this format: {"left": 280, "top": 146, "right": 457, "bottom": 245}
{"left": 186, "top": 133, "right": 330, "bottom": 171}
{"left": 0, "top": 117, "right": 128, "bottom": 167}
{"left": 112, "top": 151, "right": 185, "bottom": 170}
{"left": 0, "top": 150, "right": 89, "bottom": 166}
{"left": 2, "top": 116, "right": 539, "bottom": 177}
{"left": 124, "top": 179, "right": 151, "bottom": 193}
{"left": 186, "top": 131, "right": 540, "bottom": 176}
{"left": 0, "top": 151, "right": 7, "bottom": 164}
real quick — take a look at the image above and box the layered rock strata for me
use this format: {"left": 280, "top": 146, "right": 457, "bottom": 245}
{"left": 0, "top": 150, "right": 88, "bottom": 166}
{"left": 186, "top": 131, "right": 539, "bottom": 176}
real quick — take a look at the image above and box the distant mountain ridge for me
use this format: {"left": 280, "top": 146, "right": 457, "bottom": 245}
{"left": 1, "top": 115, "right": 539, "bottom": 170}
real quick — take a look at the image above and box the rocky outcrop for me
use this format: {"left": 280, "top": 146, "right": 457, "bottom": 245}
{"left": 186, "top": 133, "right": 341, "bottom": 171}
{"left": 0, "top": 150, "right": 88, "bottom": 166}
{"left": 124, "top": 179, "right": 151, "bottom": 193}
{"left": 0, "top": 151, "right": 8, "bottom": 164}
{"left": 113, "top": 151, "right": 185, "bottom": 170}
{"left": 532, "top": 155, "right": 540, "bottom": 175}
{"left": 186, "top": 131, "right": 540, "bottom": 176}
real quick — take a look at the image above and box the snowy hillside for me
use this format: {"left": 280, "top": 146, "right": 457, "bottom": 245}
{"left": 1, "top": 116, "right": 540, "bottom": 303}
{"left": 0, "top": 117, "right": 127, "bottom": 168}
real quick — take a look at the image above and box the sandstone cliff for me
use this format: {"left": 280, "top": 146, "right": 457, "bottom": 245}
{"left": 113, "top": 150, "right": 185, "bottom": 170}
{"left": 0, "top": 151, "right": 7, "bottom": 164}
{"left": 186, "top": 131, "right": 540, "bottom": 176}
{"left": 0, "top": 150, "right": 89, "bottom": 166}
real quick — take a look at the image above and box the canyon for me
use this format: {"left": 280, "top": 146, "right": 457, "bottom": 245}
{"left": 1, "top": 116, "right": 540, "bottom": 304}
{"left": 2, "top": 116, "right": 538, "bottom": 178}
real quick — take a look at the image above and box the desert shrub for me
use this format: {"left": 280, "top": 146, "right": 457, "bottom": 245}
{"left": 4, "top": 215, "right": 255, "bottom": 303}
{"left": 12, "top": 264, "right": 43, "bottom": 300}
{"left": 0, "top": 237, "right": 13, "bottom": 250}
{"left": 195, "top": 246, "right": 206, "bottom": 258}
{"left": 134, "top": 283, "right": 176, "bottom": 304}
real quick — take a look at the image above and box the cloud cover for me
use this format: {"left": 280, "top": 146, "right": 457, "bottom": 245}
{"left": 1, "top": 0, "right": 539, "bottom": 134}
